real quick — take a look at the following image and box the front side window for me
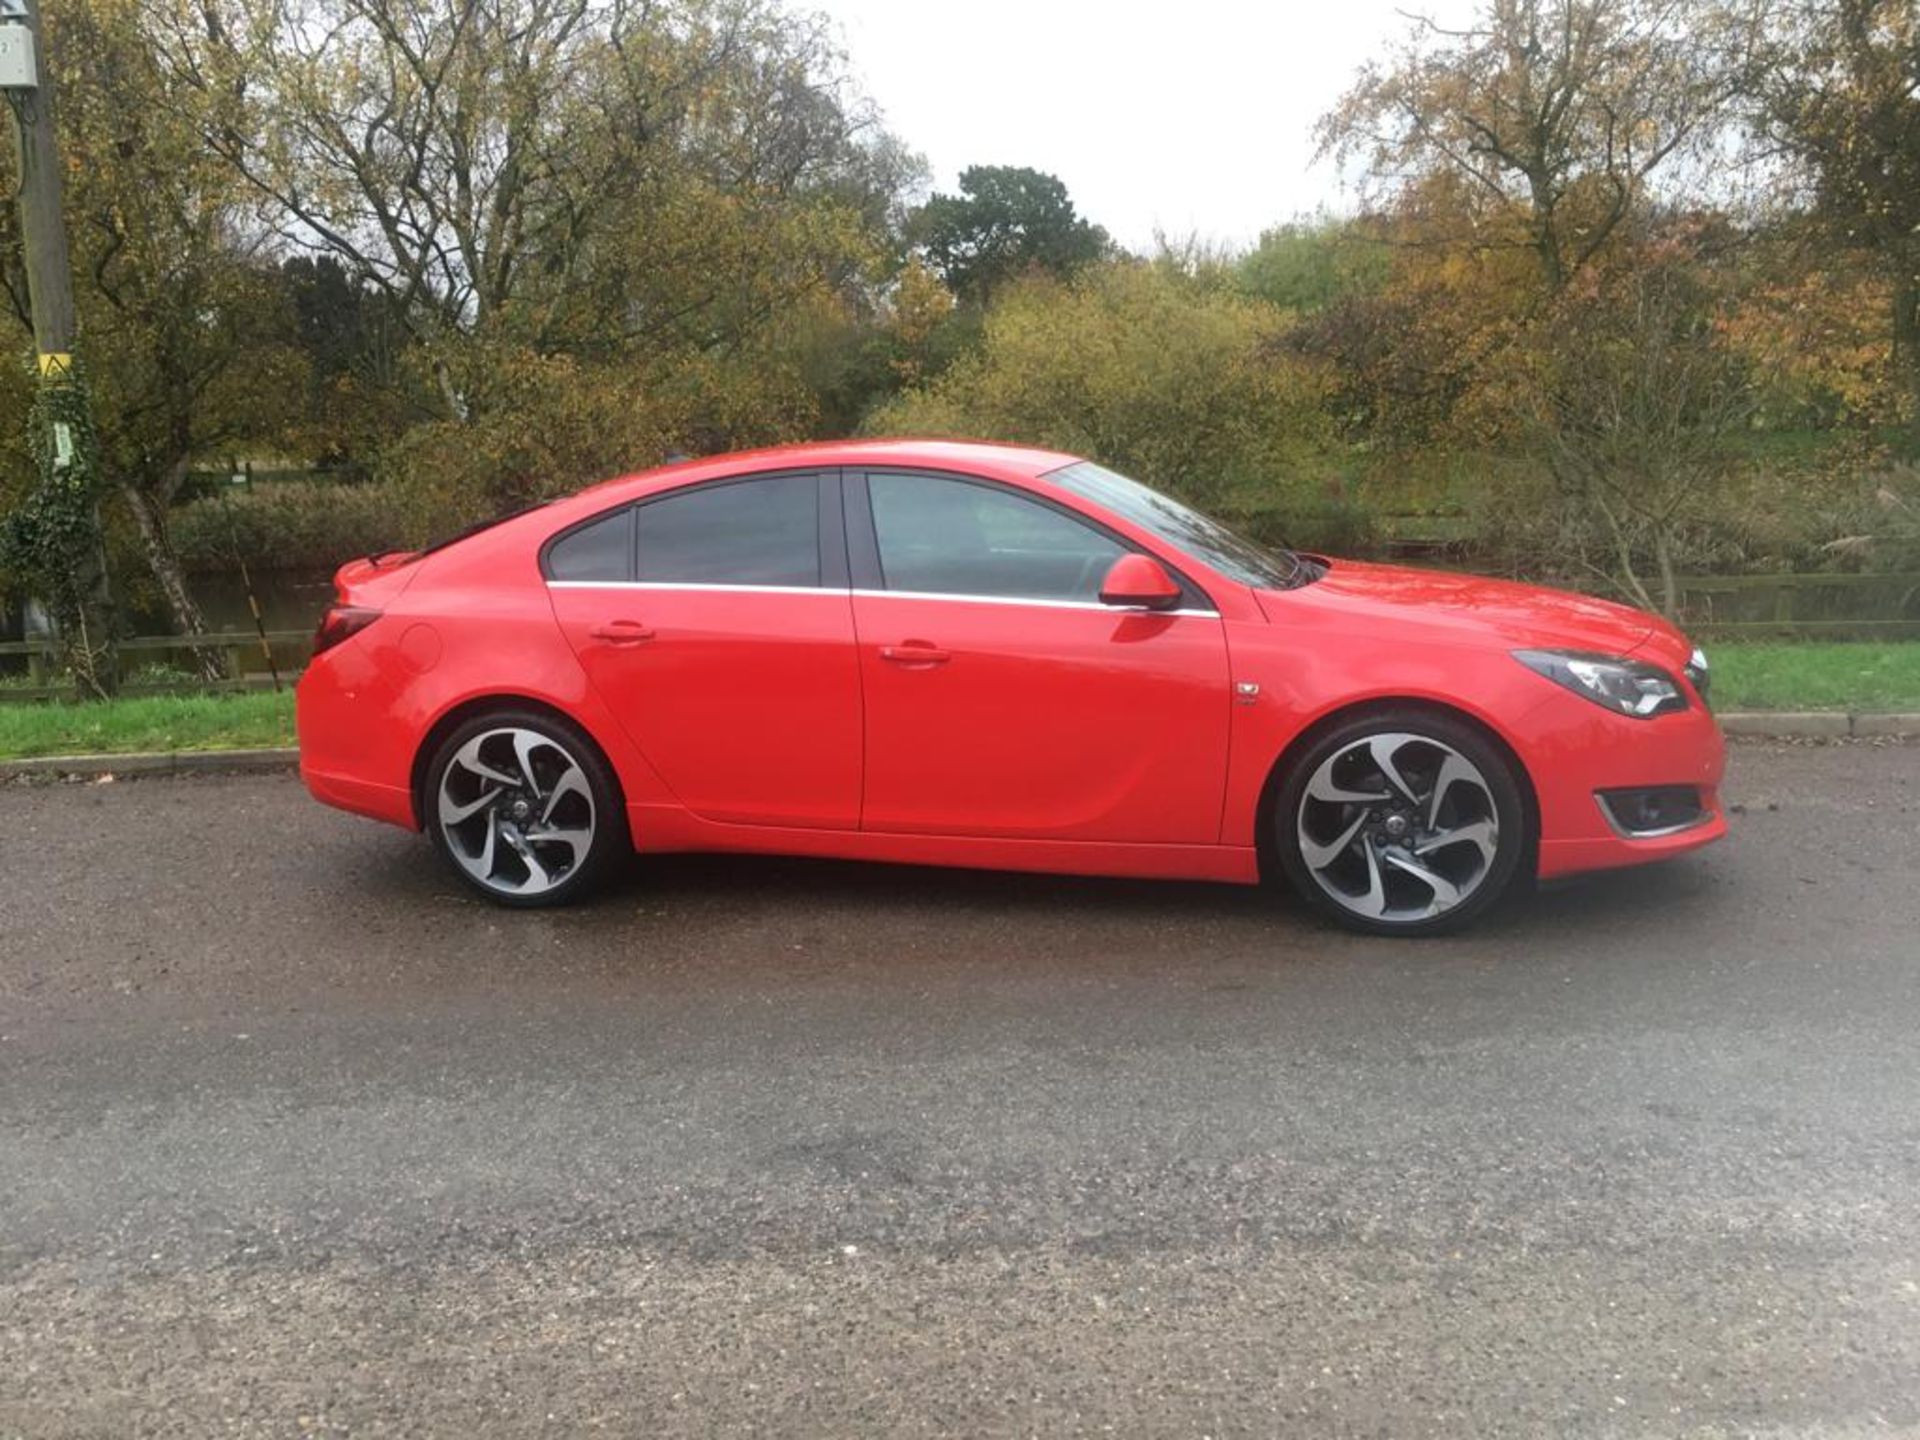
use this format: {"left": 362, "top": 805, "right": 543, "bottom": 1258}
{"left": 868, "top": 473, "right": 1125, "bottom": 603}
{"left": 635, "top": 474, "right": 820, "bottom": 587}
{"left": 1046, "top": 460, "right": 1307, "bottom": 589}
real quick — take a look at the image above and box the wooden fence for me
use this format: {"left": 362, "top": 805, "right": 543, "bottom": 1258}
{"left": 1, "top": 572, "right": 1917, "bottom": 701}
{"left": 0, "top": 630, "right": 311, "bottom": 701}
{"left": 1652, "top": 571, "right": 1920, "bottom": 639}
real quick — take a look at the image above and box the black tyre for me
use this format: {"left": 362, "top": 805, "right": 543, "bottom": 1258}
{"left": 424, "top": 708, "right": 627, "bottom": 907}
{"left": 1274, "top": 708, "right": 1529, "bottom": 937}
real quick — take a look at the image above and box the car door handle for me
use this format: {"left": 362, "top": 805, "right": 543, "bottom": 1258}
{"left": 589, "top": 620, "right": 655, "bottom": 645}
{"left": 879, "top": 642, "right": 951, "bottom": 666}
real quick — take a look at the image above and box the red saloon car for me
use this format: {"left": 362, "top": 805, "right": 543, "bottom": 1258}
{"left": 297, "top": 439, "right": 1725, "bottom": 935}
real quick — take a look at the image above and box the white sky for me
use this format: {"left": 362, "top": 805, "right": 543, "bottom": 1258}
{"left": 820, "top": 0, "right": 1480, "bottom": 252}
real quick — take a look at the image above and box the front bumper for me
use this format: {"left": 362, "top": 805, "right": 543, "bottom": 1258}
{"left": 1538, "top": 803, "right": 1726, "bottom": 878}
{"left": 1523, "top": 687, "right": 1727, "bottom": 880}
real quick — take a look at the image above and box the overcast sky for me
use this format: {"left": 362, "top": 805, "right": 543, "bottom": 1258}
{"left": 818, "top": 0, "right": 1481, "bottom": 252}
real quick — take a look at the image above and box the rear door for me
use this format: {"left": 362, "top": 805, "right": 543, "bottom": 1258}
{"left": 848, "top": 469, "right": 1232, "bottom": 843}
{"left": 546, "top": 470, "right": 862, "bottom": 829}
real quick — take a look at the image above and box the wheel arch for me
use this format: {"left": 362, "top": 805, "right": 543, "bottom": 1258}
{"left": 1252, "top": 696, "right": 1540, "bottom": 883}
{"left": 408, "top": 692, "right": 628, "bottom": 832}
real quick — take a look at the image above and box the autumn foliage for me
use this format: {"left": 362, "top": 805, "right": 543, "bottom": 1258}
{"left": 3, "top": 0, "right": 1920, "bottom": 641}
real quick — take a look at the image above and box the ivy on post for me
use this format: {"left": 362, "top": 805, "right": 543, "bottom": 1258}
{"left": 5, "top": 352, "right": 115, "bottom": 696}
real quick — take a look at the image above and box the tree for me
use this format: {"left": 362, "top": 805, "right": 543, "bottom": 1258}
{"left": 277, "top": 255, "right": 413, "bottom": 469}
{"left": 908, "top": 165, "right": 1109, "bottom": 306}
{"left": 1528, "top": 244, "right": 1761, "bottom": 614}
{"left": 1319, "top": 0, "right": 1749, "bottom": 294}
{"left": 1234, "top": 217, "right": 1389, "bottom": 314}
{"left": 150, "top": 0, "right": 911, "bottom": 425}
{"left": 0, "top": 0, "right": 306, "bottom": 680}
{"left": 1279, "top": 173, "right": 1549, "bottom": 449}
{"left": 1751, "top": 0, "right": 1920, "bottom": 444}
{"left": 1717, "top": 244, "right": 1896, "bottom": 430}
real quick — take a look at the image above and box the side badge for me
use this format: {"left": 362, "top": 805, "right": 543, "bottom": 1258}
{"left": 1234, "top": 681, "right": 1260, "bottom": 706}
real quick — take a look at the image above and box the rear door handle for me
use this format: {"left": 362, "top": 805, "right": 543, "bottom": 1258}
{"left": 589, "top": 620, "right": 655, "bottom": 645}
{"left": 880, "top": 642, "right": 951, "bottom": 666}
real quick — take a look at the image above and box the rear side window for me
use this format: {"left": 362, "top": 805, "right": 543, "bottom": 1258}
{"left": 636, "top": 475, "right": 820, "bottom": 587}
{"left": 545, "top": 506, "right": 634, "bottom": 582}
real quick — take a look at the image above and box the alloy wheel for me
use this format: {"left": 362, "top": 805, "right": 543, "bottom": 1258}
{"left": 1295, "top": 731, "right": 1501, "bottom": 924}
{"left": 435, "top": 726, "right": 597, "bottom": 898}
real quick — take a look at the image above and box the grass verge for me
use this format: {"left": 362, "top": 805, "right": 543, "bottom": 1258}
{"left": 0, "top": 642, "right": 1914, "bottom": 761}
{"left": 0, "top": 690, "right": 295, "bottom": 761}
{"left": 1709, "top": 641, "right": 1920, "bottom": 713}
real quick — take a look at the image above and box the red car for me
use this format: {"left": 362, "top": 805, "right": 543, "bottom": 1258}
{"left": 297, "top": 439, "right": 1725, "bottom": 935}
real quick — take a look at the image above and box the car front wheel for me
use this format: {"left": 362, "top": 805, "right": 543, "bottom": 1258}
{"left": 1275, "top": 710, "right": 1529, "bottom": 936}
{"left": 425, "top": 710, "right": 626, "bottom": 907}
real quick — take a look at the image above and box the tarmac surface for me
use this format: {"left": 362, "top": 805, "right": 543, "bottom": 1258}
{"left": 3, "top": 741, "right": 1918, "bottom": 1435}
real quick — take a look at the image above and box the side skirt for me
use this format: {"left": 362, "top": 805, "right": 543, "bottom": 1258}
{"left": 627, "top": 803, "right": 1261, "bottom": 885}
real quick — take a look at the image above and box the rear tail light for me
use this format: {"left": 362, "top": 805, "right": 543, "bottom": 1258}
{"left": 312, "top": 605, "right": 382, "bottom": 657}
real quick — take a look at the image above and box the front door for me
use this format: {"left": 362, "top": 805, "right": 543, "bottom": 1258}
{"left": 546, "top": 470, "right": 862, "bottom": 829}
{"left": 849, "top": 470, "right": 1232, "bottom": 843}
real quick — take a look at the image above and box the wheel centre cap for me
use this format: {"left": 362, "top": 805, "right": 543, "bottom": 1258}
{"left": 1382, "top": 813, "right": 1410, "bottom": 839}
{"left": 510, "top": 799, "right": 532, "bottom": 822}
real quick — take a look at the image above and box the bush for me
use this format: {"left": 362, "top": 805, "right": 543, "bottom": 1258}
{"left": 865, "top": 261, "right": 1345, "bottom": 527}
{"left": 1821, "top": 463, "right": 1920, "bottom": 573}
{"left": 375, "top": 345, "right": 824, "bottom": 528}
{"left": 170, "top": 481, "right": 413, "bottom": 572}
{"left": 169, "top": 341, "right": 836, "bottom": 576}
{"left": 1222, "top": 490, "right": 1379, "bottom": 557}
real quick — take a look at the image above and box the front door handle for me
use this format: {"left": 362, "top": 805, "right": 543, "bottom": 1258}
{"left": 589, "top": 620, "right": 655, "bottom": 645}
{"left": 879, "top": 642, "right": 951, "bottom": 666}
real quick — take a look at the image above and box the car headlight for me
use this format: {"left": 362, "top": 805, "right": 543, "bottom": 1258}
{"left": 1513, "top": 649, "right": 1689, "bottom": 718}
{"left": 1684, "top": 646, "right": 1710, "bottom": 702}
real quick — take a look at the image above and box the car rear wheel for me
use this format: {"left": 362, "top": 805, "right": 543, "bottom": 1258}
{"left": 426, "top": 710, "right": 626, "bottom": 907}
{"left": 1274, "top": 710, "right": 1528, "bottom": 936}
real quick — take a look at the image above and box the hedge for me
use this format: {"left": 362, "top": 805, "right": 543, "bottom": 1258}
{"left": 171, "top": 481, "right": 413, "bottom": 573}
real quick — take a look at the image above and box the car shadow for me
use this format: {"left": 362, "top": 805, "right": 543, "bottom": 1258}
{"left": 612, "top": 845, "right": 1722, "bottom": 934}
{"left": 348, "top": 824, "right": 1726, "bottom": 956}
{"left": 606, "top": 849, "right": 1275, "bottom": 917}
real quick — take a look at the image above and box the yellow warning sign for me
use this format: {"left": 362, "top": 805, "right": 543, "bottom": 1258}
{"left": 36, "top": 351, "right": 72, "bottom": 378}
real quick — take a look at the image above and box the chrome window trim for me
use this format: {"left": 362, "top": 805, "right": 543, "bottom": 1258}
{"left": 547, "top": 580, "right": 829, "bottom": 596}
{"left": 852, "top": 587, "right": 1216, "bottom": 618}
{"left": 544, "top": 579, "right": 1217, "bottom": 618}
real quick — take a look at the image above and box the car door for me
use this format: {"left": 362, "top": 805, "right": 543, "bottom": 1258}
{"left": 545, "top": 470, "right": 862, "bottom": 829}
{"left": 848, "top": 469, "right": 1232, "bottom": 843}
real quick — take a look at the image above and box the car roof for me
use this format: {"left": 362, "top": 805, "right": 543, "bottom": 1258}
{"left": 577, "top": 437, "right": 1084, "bottom": 502}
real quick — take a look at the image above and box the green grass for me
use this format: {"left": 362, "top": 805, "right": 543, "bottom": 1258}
{"left": 0, "top": 690, "right": 295, "bottom": 760}
{"left": 0, "top": 641, "right": 1913, "bottom": 762}
{"left": 1710, "top": 642, "right": 1920, "bottom": 712}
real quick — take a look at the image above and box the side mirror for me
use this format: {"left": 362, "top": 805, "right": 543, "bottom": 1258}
{"left": 1098, "top": 553, "right": 1182, "bottom": 611}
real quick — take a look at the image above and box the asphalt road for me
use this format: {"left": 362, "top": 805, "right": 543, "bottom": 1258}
{"left": 3, "top": 742, "right": 1918, "bottom": 1437}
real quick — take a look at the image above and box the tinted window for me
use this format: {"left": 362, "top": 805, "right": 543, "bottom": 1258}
{"left": 869, "top": 473, "right": 1124, "bottom": 602}
{"left": 1047, "top": 460, "right": 1304, "bottom": 588}
{"left": 636, "top": 475, "right": 820, "bottom": 587}
{"left": 546, "top": 506, "right": 633, "bottom": 581}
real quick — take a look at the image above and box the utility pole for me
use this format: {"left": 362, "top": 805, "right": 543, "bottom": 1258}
{"left": 1, "top": 0, "right": 116, "bottom": 697}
